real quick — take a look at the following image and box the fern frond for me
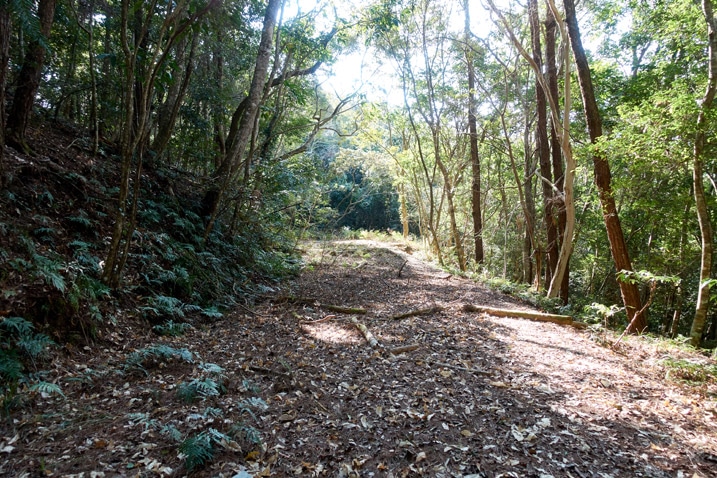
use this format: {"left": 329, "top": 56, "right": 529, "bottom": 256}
{"left": 198, "top": 362, "right": 224, "bottom": 375}
{"left": 179, "top": 432, "right": 215, "bottom": 471}
{"left": 0, "top": 317, "right": 34, "bottom": 336}
{"left": 28, "top": 381, "right": 64, "bottom": 397}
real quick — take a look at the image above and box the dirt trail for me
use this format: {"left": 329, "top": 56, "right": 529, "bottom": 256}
{"left": 2, "top": 240, "right": 716, "bottom": 477}
{"left": 251, "top": 240, "right": 717, "bottom": 477}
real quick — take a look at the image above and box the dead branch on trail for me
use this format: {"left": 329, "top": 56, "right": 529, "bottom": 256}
{"left": 324, "top": 304, "right": 367, "bottom": 314}
{"left": 397, "top": 260, "right": 408, "bottom": 277}
{"left": 462, "top": 304, "right": 576, "bottom": 326}
{"left": 350, "top": 316, "right": 381, "bottom": 348}
{"left": 279, "top": 296, "right": 367, "bottom": 315}
{"left": 391, "top": 305, "right": 443, "bottom": 320}
{"left": 389, "top": 343, "right": 420, "bottom": 354}
{"left": 300, "top": 314, "right": 337, "bottom": 325}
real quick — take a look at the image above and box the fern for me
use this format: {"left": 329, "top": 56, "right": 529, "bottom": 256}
{"left": 201, "top": 307, "right": 224, "bottom": 319}
{"left": 177, "top": 377, "right": 223, "bottom": 402}
{"left": 28, "top": 381, "right": 64, "bottom": 397}
{"left": 153, "top": 320, "right": 192, "bottom": 337}
{"left": 142, "top": 295, "right": 185, "bottom": 319}
{"left": 203, "top": 407, "right": 223, "bottom": 418}
{"left": 1, "top": 317, "right": 34, "bottom": 336}
{"left": 198, "top": 362, "right": 224, "bottom": 375}
{"left": 0, "top": 351, "right": 24, "bottom": 384}
{"left": 230, "top": 423, "right": 262, "bottom": 445}
{"left": 124, "top": 345, "right": 194, "bottom": 372}
{"left": 161, "top": 424, "right": 183, "bottom": 442}
{"left": 15, "top": 333, "right": 53, "bottom": 360}
{"left": 179, "top": 431, "right": 216, "bottom": 471}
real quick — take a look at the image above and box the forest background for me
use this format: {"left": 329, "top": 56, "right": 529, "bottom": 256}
{"left": 1, "top": 0, "right": 717, "bottom": 383}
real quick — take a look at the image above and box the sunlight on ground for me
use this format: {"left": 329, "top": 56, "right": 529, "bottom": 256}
{"left": 301, "top": 322, "right": 361, "bottom": 344}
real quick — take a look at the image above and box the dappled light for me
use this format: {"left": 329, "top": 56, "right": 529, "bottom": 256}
{"left": 1, "top": 0, "right": 716, "bottom": 475}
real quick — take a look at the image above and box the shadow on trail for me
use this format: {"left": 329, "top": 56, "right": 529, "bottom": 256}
{"left": 246, "top": 241, "right": 715, "bottom": 477}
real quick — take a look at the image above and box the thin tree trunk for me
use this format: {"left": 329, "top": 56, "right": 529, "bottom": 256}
{"left": 690, "top": 0, "right": 717, "bottom": 347}
{"left": 464, "top": 0, "right": 484, "bottom": 265}
{"left": 0, "top": 7, "right": 10, "bottom": 186}
{"left": 545, "top": 3, "right": 569, "bottom": 303}
{"left": 151, "top": 35, "right": 198, "bottom": 159}
{"left": 530, "top": 0, "right": 558, "bottom": 289}
{"left": 6, "top": 0, "right": 57, "bottom": 153}
{"left": 563, "top": 0, "right": 645, "bottom": 332}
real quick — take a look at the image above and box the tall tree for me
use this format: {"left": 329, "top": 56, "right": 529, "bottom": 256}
{"left": 463, "top": 0, "right": 484, "bottom": 265}
{"left": 103, "top": 0, "right": 215, "bottom": 287}
{"left": 544, "top": 0, "right": 568, "bottom": 302}
{"left": 689, "top": 0, "right": 716, "bottom": 346}
{"left": 5, "top": 0, "right": 56, "bottom": 153}
{"left": 529, "top": 0, "right": 558, "bottom": 290}
{"left": 563, "top": 0, "right": 646, "bottom": 332}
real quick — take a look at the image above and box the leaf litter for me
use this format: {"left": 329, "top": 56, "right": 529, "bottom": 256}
{"left": 1, "top": 239, "right": 716, "bottom": 477}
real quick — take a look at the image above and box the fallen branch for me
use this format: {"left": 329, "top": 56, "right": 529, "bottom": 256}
{"left": 462, "top": 304, "right": 574, "bottom": 326}
{"left": 300, "top": 314, "right": 337, "bottom": 325}
{"left": 391, "top": 305, "right": 443, "bottom": 320}
{"left": 389, "top": 343, "right": 420, "bottom": 354}
{"left": 397, "top": 260, "right": 408, "bottom": 277}
{"left": 324, "top": 304, "right": 367, "bottom": 315}
{"left": 279, "top": 296, "right": 367, "bottom": 315}
{"left": 350, "top": 316, "right": 381, "bottom": 348}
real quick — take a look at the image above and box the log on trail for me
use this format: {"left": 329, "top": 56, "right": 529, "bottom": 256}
{"left": 280, "top": 296, "right": 367, "bottom": 315}
{"left": 325, "top": 304, "right": 367, "bottom": 315}
{"left": 462, "top": 304, "right": 581, "bottom": 327}
{"left": 391, "top": 305, "right": 443, "bottom": 320}
{"left": 350, "top": 317, "right": 381, "bottom": 348}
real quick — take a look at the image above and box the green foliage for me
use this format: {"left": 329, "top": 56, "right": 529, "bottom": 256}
{"left": 176, "top": 362, "right": 226, "bottom": 402}
{"left": 661, "top": 358, "right": 717, "bottom": 384}
{"left": 0, "top": 317, "right": 58, "bottom": 412}
{"left": 177, "top": 377, "right": 225, "bottom": 402}
{"left": 124, "top": 345, "right": 194, "bottom": 373}
{"left": 153, "top": 320, "right": 192, "bottom": 337}
{"left": 179, "top": 428, "right": 231, "bottom": 471}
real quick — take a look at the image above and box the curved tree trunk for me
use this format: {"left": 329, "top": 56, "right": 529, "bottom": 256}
{"left": 690, "top": 0, "right": 717, "bottom": 347}
{"left": 6, "top": 0, "right": 57, "bottom": 153}
{"left": 203, "top": 0, "right": 282, "bottom": 239}
{"left": 563, "top": 0, "right": 645, "bottom": 332}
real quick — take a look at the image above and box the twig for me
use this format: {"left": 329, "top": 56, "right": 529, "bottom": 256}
{"left": 391, "top": 306, "right": 443, "bottom": 320}
{"left": 300, "top": 314, "right": 337, "bottom": 325}
{"left": 398, "top": 260, "right": 408, "bottom": 277}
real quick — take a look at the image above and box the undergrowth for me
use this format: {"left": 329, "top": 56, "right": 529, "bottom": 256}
{"left": 0, "top": 317, "right": 61, "bottom": 413}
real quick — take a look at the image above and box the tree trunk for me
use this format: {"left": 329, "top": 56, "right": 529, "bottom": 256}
{"left": 545, "top": 3, "right": 569, "bottom": 303}
{"left": 464, "top": 0, "right": 484, "bottom": 265}
{"left": 151, "top": 35, "right": 197, "bottom": 159}
{"left": 6, "top": 0, "right": 57, "bottom": 152}
{"left": 690, "top": 0, "right": 717, "bottom": 347}
{"left": 563, "top": 0, "right": 645, "bottom": 332}
{"left": 0, "top": 7, "right": 10, "bottom": 186}
{"left": 204, "top": 0, "right": 282, "bottom": 239}
{"left": 530, "top": 0, "right": 558, "bottom": 289}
